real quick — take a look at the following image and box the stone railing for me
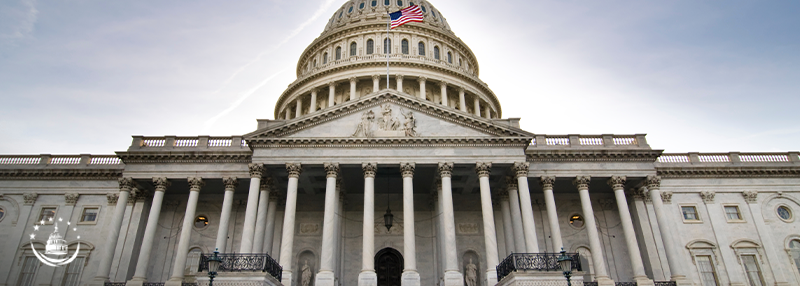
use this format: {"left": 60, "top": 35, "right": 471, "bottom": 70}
{"left": 656, "top": 152, "right": 800, "bottom": 165}
{"left": 303, "top": 53, "right": 475, "bottom": 79}
{"left": 529, "top": 134, "right": 650, "bottom": 149}
{"left": 496, "top": 253, "right": 581, "bottom": 281}
{"left": 130, "top": 136, "right": 249, "bottom": 150}
{"left": 0, "top": 154, "right": 122, "bottom": 166}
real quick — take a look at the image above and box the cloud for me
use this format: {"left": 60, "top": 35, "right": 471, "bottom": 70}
{"left": 0, "top": 0, "right": 38, "bottom": 45}
{"left": 202, "top": 69, "right": 287, "bottom": 132}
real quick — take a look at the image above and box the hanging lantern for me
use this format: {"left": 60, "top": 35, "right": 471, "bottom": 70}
{"left": 384, "top": 207, "right": 394, "bottom": 232}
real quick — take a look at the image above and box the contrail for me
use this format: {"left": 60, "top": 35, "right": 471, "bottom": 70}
{"left": 202, "top": 68, "right": 287, "bottom": 132}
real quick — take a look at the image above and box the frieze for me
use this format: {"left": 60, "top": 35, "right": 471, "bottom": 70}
{"left": 298, "top": 223, "right": 320, "bottom": 235}
{"left": 116, "top": 151, "right": 252, "bottom": 164}
{"left": 0, "top": 169, "right": 123, "bottom": 180}
{"left": 457, "top": 223, "right": 480, "bottom": 234}
{"left": 526, "top": 150, "right": 663, "bottom": 162}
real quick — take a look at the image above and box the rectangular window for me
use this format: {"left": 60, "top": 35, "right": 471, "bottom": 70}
{"left": 696, "top": 255, "right": 719, "bottom": 286}
{"left": 682, "top": 206, "right": 699, "bottom": 221}
{"left": 61, "top": 257, "right": 85, "bottom": 286}
{"left": 80, "top": 208, "right": 98, "bottom": 222}
{"left": 725, "top": 205, "right": 742, "bottom": 221}
{"left": 17, "top": 256, "right": 39, "bottom": 286}
{"left": 39, "top": 207, "right": 56, "bottom": 222}
{"left": 742, "top": 254, "right": 764, "bottom": 286}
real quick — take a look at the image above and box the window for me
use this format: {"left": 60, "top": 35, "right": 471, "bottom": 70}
{"left": 790, "top": 240, "right": 800, "bottom": 276}
{"left": 682, "top": 206, "right": 700, "bottom": 221}
{"left": 418, "top": 42, "right": 425, "bottom": 55}
{"left": 185, "top": 249, "right": 202, "bottom": 274}
{"left": 384, "top": 0, "right": 389, "bottom": 6}
{"left": 420, "top": 5, "right": 426, "bottom": 12}
{"left": 348, "top": 6, "right": 353, "bottom": 13}
{"left": 323, "top": 52, "right": 328, "bottom": 64}
{"left": 401, "top": 39, "right": 409, "bottom": 54}
{"left": 350, "top": 42, "right": 357, "bottom": 56}
{"left": 432, "top": 10, "right": 437, "bottom": 18}
{"left": 61, "top": 257, "right": 85, "bottom": 286}
{"left": 397, "top": 0, "right": 403, "bottom": 6}
{"left": 434, "top": 46, "right": 440, "bottom": 59}
{"left": 371, "top": 0, "right": 377, "bottom": 7}
{"left": 338, "top": 10, "right": 343, "bottom": 19}
{"left": 409, "top": 1, "right": 414, "bottom": 5}
{"left": 569, "top": 214, "right": 584, "bottom": 228}
{"left": 447, "top": 51, "right": 452, "bottom": 63}
{"left": 367, "top": 39, "right": 374, "bottom": 54}
{"left": 39, "top": 207, "right": 56, "bottom": 223}
{"left": 777, "top": 205, "right": 793, "bottom": 221}
{"left": 459, "top": 59, "right": 462, "bottom": 66}
{"left": 336, "top": 47, "right": 341, "bottom": 60}
{"left": 742, "top": 254, "right": 764, "bottom": 286}
{"left": 18, "top": 256, "right": 39, "bottom": 286}
{"left": 724, "top": 205, "right": 742, "bottom": 221}
{"left": 696, "top": 255, "right": 719, "bottom": 286}
{"left": 195, "top": 216, "right": 208, "bottom": 228}
{"left": 80, "top": 207, "right": 98, "bottom": 223}
{"left": 313, "top": 59, "right": 316, "bottom": 67}
{"left": 360, "top": 2, "right": 365, "bottom": 9}
{"left": 384, "top": 38, "right": 391, "bottom": 54}
{"left": 0, "top": 207, "right": 4, "bottom": 222}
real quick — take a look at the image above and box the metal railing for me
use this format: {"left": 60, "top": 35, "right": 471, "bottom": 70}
{"left": 654, "top": 282, "right": 677, "bottom": 286}
{"left": 103, "top": 283, "right": 126, "bottom": 286}
{"left": 143, "top": 283, "right": 165, "bottom": 286}
{"left": 496, "top": 252, "right": 582, "bottom": 281}
{"left": 616, "top": 282, "right": 637, "bottom": 286}
{"left": 584, "top": 282, "right": 598, "bottom": 286}
{"left": 198, "top": 253, "right": 282, "bottom": 281}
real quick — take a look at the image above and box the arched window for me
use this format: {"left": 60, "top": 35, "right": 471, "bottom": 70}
{"left": 313, "top": 59, "right": 317, "bottom": 67}
{"left": 384, "top": 0, "right": 390, "bottom": 6}
{"left": 348, "top": 6, "right": 354, "bottom": 13}
{"left": 434, "top": 46, "right": 440, "bottom": 60}
{"left": 350, "top": 42, "right": 357, "bottom": 56}
{"left": 323, "top": 52, "right": 328, "bottom": 64}
{"left": 360, "top": 2, "right": 365, "bottom": 9}
{"left": 418, "top": 42, "right": 425, "bottom": 56}
{"left": 447, "top": 51, "right": 452, "bottom": 63}
{"left": 397, "top": 0, "right": 403, "bottom": 6}
{"left": 384, "top": 38, "right": 391, "bottom": 54}
{"left": 336, "top": 47, "right": 341, "bottom": 60}
{"left": 371, "top": 0, "right": 377, "bottom": 7}
{"left": 459, "top": 59, "right": 462, "bottom": 66}
{"left": 367, "top": 39, "right": 374, "bottom": 54}
{"left": 789, "top": 240, "right": 800, "bottom": 277}
{"left": 185, "top": 248, "right": 203, "bottom": 274}
{"left": 401, "top": 39, "right": 409, "bottom": 54}
{"left": 420, "top": 5, "right": 426, "bottom": 12}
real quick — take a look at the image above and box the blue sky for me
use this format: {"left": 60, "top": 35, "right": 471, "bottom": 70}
{"left": 1, "top": 0, "right": 798, "bottom": 154}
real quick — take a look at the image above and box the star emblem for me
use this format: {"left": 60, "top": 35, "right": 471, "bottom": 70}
{"left": 73, "top": 228, "right": 77, "bottom": 231}
{"left": 40, "top": 219, "right": 45, "bottom": 225}
{"left": 76, "top": 235, "right": 81, "bottom": 239}
{"left": 58, "top": 217, "right": 63, "bottom": 222}
{"left": 48, "top": 217, "right": 53, "bottom": 222}
{"left": 34, "top": 225, "right": 39, "bottom": 231}
{"left": 67, "top": 221, "right": 71, "bottom": 226}
{"left": 30, "top": 233, "right": 35, "bottom": 239}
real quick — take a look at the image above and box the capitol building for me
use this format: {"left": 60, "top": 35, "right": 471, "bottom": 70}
{"left": 1, "top": 1, "right": 800, "bottom": 286}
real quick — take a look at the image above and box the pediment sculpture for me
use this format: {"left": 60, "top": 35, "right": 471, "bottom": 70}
{"left": 352, "top": 104, "right": 418, "bottom": 137}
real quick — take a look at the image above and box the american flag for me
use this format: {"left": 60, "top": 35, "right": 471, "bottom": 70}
{"left": 389, "top": 5, "right": 424, "bottom": 29}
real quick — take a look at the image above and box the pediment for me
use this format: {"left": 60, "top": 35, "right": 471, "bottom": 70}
{"left": 245, "top": 91, "right": 533, "bottom": 145}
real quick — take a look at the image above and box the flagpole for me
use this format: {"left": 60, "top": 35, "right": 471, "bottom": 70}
{"left": 386, "top": 15, "right": 390, "bottom": 91}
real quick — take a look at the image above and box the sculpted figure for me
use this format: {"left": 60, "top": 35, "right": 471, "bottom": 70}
{"left": 301, "top": 259, "right": 311, "bottom": 286}
{"left": 401, "top": 109, "right": 418, "bottom": 137}
{"left": 352, "top": 110, "right": 375, "bottom": 137}
{"left": 377, "top": 104, "right": 400, "bottom": 131}
{"left": 465, "top": 258, "right": 477, "bottom": 286}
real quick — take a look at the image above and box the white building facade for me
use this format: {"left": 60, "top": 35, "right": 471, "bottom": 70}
{"left": 1, "top": 1, "right": 799, "bottom": 286}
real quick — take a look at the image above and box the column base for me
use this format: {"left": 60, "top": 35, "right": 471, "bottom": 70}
{"left": 485, "top": 269, "right": 498, "bottom": 286}
{"left": 87, "top": 277, "right": 110, "bottom": 286}
{"left": 633, "top": 276, "right": 654, "bottom": 286}
{"left": 164, "top": 277, "right": 185, "bottom": 286}
{"left": 443, "top": 270, "right": 464, "bottom": 286}
{"left": 315, "top": 270, "right": 336, "bottom": 286}
{"left": 401, "top": 270, "right": 420, "bottom": 286}
{"left": 281, "top": 270, "right": 293, "bottom": 286}
{"left": 358, "top": 270, "right": 378, "bottom": 286}
{"left": 126, "top": 278, "right": 146, "bottom": 286}
{"left": 595, "top": 276, "right": 615, "bottom": 286}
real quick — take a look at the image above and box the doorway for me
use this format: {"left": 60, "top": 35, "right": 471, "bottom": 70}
{"left": 375, "top": 248, "right": 403, "bottom": 286}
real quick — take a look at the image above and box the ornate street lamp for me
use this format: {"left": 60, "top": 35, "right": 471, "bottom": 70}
{"left": 207, "top": 248, "right": 223, "bottom": 286}
{"left": 557, "top": 247, "right": 573, "bottom": 286}
{"left": 383, "top": 179, "right": 393, "bottom": 232}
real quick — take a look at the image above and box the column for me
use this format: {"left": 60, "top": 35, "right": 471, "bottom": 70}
{"left": 165, "top": 177, "right": 204, "bottom": 286}
{"left": 358, "top": 163, "right": 378, "bottom": 286}
{"left": 434, "top": 185, "right": 446, "bottom": 283}
{"left": 373, "top": 75, "right": 381, "bottom": 93}
{"left": 506, "top": 177, "right": 526, "bottom": 253}
{"left": 513, "top": 162, "right": 539, "bottom": 253}
{"left": 742, "top": 190, "right": 790, "bottom": 286}
{"left": 280, "top": 163, "right": 303, "bottom": 285}
{"left": 335, "top": 182, "right": 346, "bottom": 281}
{"left": 400, "top": 163, "right": 421, "bottom": 285}
{"left": 608, "top": 176, "right": 653, "bottom": 286}
{"left": 350, "top": 77, "right": 358, "bottom": 100}
{"left": 253, "top": 178, "right": 272, "bottom": 253}
{"left": 90, "top": 178, "right": 134, "bottom": 285}
{"left": 540, "top": 176, "right": 563, "bottom": 252}
{"left": 128, "top": 178, "right": 170, "bottom": 285}
{"left": 285, "top": 108, "right": 291, "bottom": 120}
{"left": 316, "top": 163, "right": 340, "bottom": 286}
{"left": 396, "top": 74, "right": 404, "bottom": 93}
{"left": 215, "top": 177, "right": 238, "bottom": 252}
{"left": 417, "top": 77, "right": 427, "bottom": 100}
{"left": 310, "top": 89, "right": 318, "bottom": 113}
{"left": 458, "top": 88, "right": 466, "bottom": 112}
{"left": 439, "top": 162, "right": 465, "bottom": 286}
{"left": 646, "top": 176, "right": 690, "bottom": 285}
{"left": 328, "top": 81, "right": 336, "bottom": 107}
{"left": 473, "top": 98, "right": 481, "bottom": 116}
{"left": 475, "top": 163, "right": 499, "bottom": 285}
{"left": 484, "top": 105, "right": 491, "bottom": 119}
{"left": 574, "top": 176, "right": 613, "bottom": 285}
{"left": 440, "top": 81, "right": 448, "bottom": 107}
{"left": 263, "top": 189, "right": 279, "bottom": 255}
{"left": 498, "top": 189, "right": 515, "bottom": 255}
{"left": 240, "top": 163, "right": 263, "bottom": 253}
{"left": 295, "top": 97, "right": 303, "bottom": 117}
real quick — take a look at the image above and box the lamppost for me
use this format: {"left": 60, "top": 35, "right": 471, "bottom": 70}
{"left": 207, "top": 248, "right": 222, "bottom": 286}
{"left": 557, "top": 247, "right": 573, "bottom": 286}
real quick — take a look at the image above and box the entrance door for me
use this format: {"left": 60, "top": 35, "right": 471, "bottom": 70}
{"left": 375, "top": 248, "right": 403, "bottom": 286}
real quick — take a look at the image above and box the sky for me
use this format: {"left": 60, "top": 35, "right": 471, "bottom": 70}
{"left": 1, "top": 0, "right": 798, "bottom": 154}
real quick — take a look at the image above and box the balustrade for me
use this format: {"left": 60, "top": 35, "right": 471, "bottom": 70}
{"left": 657, "top": 152, "right": 800, "bottom": 165}
{"left": 198, "top": 253, "right": 282, "bottom": 281}
{"left": 496, "top": 253, "right": 581, "bottom": 281}
{"left": 0, "top": 154, "right": 122, "bottom": 165}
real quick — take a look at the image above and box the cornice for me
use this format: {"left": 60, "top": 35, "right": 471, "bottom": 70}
{"left": 116, "top": 151, "right": 252, "bottom": 164}
{"left": 656, "top": 166, "right": 800, "bottom": 178}
{"left": 0, "top": 169, "right": 123, "bottom": 180}
{"left": 526, "top": 150, "right": 663, "bottom": 162}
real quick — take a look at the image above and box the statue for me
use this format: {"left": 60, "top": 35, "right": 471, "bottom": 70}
{"left": 377, "top": 104, "right": 400, "bottom": 131}
{"left": 465, "top": 258, "right": 477, "bottom": 286}
{"left": 352, "top": 110, "right": 375, "bottom": 137}
{"left": 400, "top": 108, "right": 417, "bottom": 137}
{"left": 301, "top": 259, "right": 312, "bottom": 286}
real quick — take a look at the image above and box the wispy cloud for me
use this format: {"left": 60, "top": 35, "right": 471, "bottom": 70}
{"left": 202, "top": 69, "right": 287, "bottom": 132}
{"left": 0, "top": 0, "right": 38, "bottom": 45}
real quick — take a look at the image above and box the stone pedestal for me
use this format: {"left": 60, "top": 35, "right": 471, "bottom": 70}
{"left": 443, "top": 270, "right": 464, "bottom": 286}
{"left": 485, "top": 269, "right": 498, "bottom": 286}
{"left": 497, "top": 271, "right": 584, "bottom": 286}
{"left": 358, "top": 270, "right": 378, "bottom": 286}
{"left": 281, "top": 271, "right": 292, "bottom": 286}
{"left": 314, "top": 271, "right": 336, "bottom": 286}
{"left": 195, "top": 272, "right": 282, "bottom": 286}
{"left": 401, "top": 270, "right": 420, "bottom": 286}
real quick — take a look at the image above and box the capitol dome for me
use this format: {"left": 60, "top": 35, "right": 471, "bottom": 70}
{"left": 274, "top": 0, "right": 501, "bottom": 121}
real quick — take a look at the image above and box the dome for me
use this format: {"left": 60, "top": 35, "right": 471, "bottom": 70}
{"left": 274, "top": 0, "right": 500, "bottom": 122}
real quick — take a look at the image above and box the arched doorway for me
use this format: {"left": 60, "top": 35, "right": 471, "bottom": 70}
{"left": 375, "top": 248, "right": 403, "bottom": 286}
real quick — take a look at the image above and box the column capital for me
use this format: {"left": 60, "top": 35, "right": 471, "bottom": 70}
{"left": 118, "top": 177, "right": 135, "bottom": 192}
{"left": 700, "top": 190, "right": 715, "bottom": 203}
{"left": 310, "top": 88, "right": 318, "bottom": 94}
{"left": 660, "top": 191, "right": 673, "bottom": 204}
{"left": 223, "top": 177, "right": 239, "bottom": 190}
{"left": 396, "top": 74, "right": 404, "bottom": 80}
{"left": 286, "top": 163, "right": 303, "bottom": 178}
{"left": 23, "top": 192, "right": 38, "bottom": 205}
{"left": 742, "top": 190, "right": 758, "bottom": 203}
{"left": 458, "top": 87, "right": 465, "bottom": 93}
{"left": 349, "top": 76, "right": 358, "bottom": 83}
{"left": 187, "top": 177, "right": 205, "bottom": 192}
{"left": 440, "top": 80, "right": 448, "bottom": 87}
{"left": 607, "top": 175, "right": 627, "bottom": 190}
{"left": 475, "top": 162, "right": 491, "bottom": 178}
{"left": 269, "top": 190, "right": 280, "bottom": 201}
{"left": 626, "top": 187, "right": 647, "bottom": 201}
{"left": 133, "top": 188, "right": 152, "bottom": 202}
{"left": 372, "top": 74, "right": 381, "bottom": 81}
{"left": 107, "top": 193, "right": 119, "bottom": 205}
{"left": 248, "top": 163, "right": 265, "bottom": 178}
{"left": 400, "top": 162, "right": 415, "bottom": 178}
{"left": 362, "top": 162, "right": 377, "bottom": 178}
{"left": 645, "top": 175, "right": 661, "bottom": 190}
{"left": 540, "top": 176, "right": 556, "bottom": 189}
{"left": 512, "top": 162, "right": 529, "bottom": 178}
{"left": 328, "top": 81, "right": 336, "bottom": 87}
{"left": 505, "top": 176, "right": 518, "bottom": 190}
{"left": 417, "top": 76, "right": 427, "bottom": 83}
{"left": 65, "top": 193, "right": 79, "bottom": 206}
{"left": 324, "top": 162, "right": 340, "bottom": 178}
{"left": 573, "top": 176, "right": 591, "bottom": 190}
{"left": 153, "top": 177, "right": 171, "bottom": 192}
{"left": 497, "top": 189, "right": 509, "bottom": 200}
{"left": 438, "top": 162, "right": 454, "bottom": 178}
{"left": 260, "top": 177, "right": 273, "bottom": 191}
